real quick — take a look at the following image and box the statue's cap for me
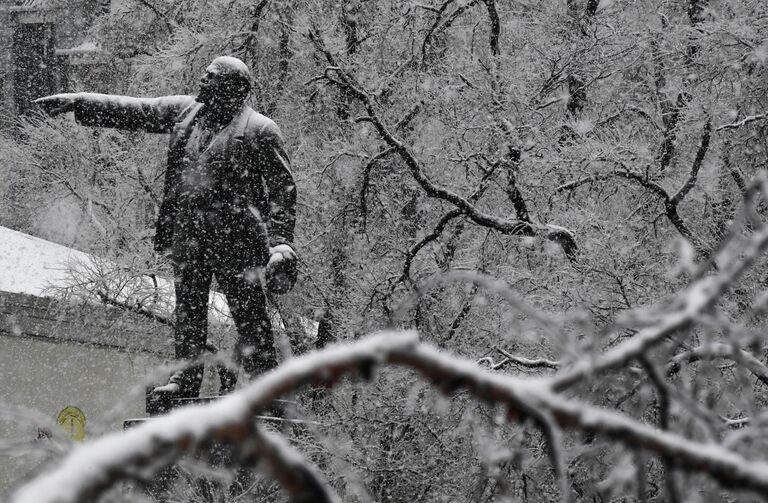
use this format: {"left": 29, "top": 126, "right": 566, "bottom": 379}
{"left": 209, "top": 56, "right": 252, "bottom": 85}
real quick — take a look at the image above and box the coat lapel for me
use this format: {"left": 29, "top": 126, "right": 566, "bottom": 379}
{"left": 197, "top": 104, "right": 252, "bottom": 157}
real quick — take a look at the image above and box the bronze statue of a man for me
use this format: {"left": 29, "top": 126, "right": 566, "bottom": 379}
{"left": 35, "top": 56, "right": 297, "bottom": 398}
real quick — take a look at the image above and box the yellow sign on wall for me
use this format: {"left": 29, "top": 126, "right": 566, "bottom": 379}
{"left": 56, "top": 406, "right": 86, "bottom": 441}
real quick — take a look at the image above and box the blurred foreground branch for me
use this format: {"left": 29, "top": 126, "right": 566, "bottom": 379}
{"left": 15, "top": 321, "right": 768, "bottom": 501}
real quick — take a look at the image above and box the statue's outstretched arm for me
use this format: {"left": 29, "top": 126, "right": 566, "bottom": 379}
{"left": 34, "top": 93, "right": 196, "bottom": 133}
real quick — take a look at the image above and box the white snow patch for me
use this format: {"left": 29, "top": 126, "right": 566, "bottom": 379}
{"left": 0, "top": 225, "right": 93, "bottom": 297}
{"left": 0, "top": 225, "right": 232, "bottom": 321}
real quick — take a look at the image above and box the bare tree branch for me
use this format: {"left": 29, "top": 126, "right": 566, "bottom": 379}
{"left": 534, "top": 411, "right": 571, "bottom": 502}
{"left": 668, "top": 343, "right": 768, "bottom": 387}
{"left": 716, "top": 114, "right": 767, "bottom": 131}
{"left": 638, "top": 355, "right": 681, "bottom": 503}
{"left": 308, "top": 30, "right": 577, "bottom": 259}
{"left": 670, "top": 119, "right": 712, "bottom": 206}
{"left": 387, "top": 156, "right": 501, "bottom": 302}
{"left": 555, "top": 166, "right": 668, "bottom": 201}
{"left": 421, "top": 0, "right": 481, "bottom": 66}
{"left": 359, "top": 147, "right": 397, "bottom": 234}
{"left": 395, "top": 269, "right": 562, "bottom": 333}
{"left": 550, "top": 175, "right": 768, "bottom": 392}
{"left": 556, "top": 137, "right": 713, "bottom": 253}
{"left": 445, "top": 282, "right": 478, "bottom": 342}
{"left": 132, "top": 0, "right": 178, "bottom": 32}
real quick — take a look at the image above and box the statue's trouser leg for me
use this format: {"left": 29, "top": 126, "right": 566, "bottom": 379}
{"left": 217, "top": 262, "right": 277, "bottom": 383}
{"left": 173, "top": 248, "right": 213, "bottom": 398}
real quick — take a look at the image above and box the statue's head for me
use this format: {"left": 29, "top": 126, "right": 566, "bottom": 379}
{"left": 196, "top": 56, "right": 253, "bottom": 108}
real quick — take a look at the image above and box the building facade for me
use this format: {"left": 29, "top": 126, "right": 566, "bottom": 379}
{"left": 0, "top": 0, "right": 110, "bottom": 115}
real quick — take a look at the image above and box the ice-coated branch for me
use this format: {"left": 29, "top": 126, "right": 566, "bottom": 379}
{"left": 11, "top": 332, "right": 420, "bottom": 503}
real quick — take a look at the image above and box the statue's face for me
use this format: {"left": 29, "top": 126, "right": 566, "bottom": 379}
{"left": 196, "top": 64, "right": 227, "bottom": 105}
{"left": 196, "top": 62, "right": 247, "bottom": 106}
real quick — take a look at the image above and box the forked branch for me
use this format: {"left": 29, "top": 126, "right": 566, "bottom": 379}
{"left": 308, "top": 30, "right": 577, "bottom": 260}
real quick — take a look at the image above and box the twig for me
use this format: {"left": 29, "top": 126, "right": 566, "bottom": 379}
{"left": 495, "top": 347, "right": 560, "bottom": 370}
{"left": 359, "top": 147, "right": 397, "bottom": 234}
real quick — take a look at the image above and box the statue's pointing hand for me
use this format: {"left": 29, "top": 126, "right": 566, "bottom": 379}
{"left": 33, "top": 94, "right": 78, "bottom": 117}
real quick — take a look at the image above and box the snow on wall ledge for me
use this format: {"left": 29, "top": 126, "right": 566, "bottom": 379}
{"left": 0, "top": 290, "right": 174, "bottom": 355}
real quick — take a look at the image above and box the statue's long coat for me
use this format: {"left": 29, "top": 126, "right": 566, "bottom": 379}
{"left": 72, "top": 93, "right": 296, "bottom": 262}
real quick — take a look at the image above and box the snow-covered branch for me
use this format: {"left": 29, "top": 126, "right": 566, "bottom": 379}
{"left": 11, "top": 332, "right": 419, "bottom": 503}
{"left": 392, "top": 344, "right": 768, "bottom": 497}
{"left": 17, "top": 323, "right": 768, "bottom": 501}
{"left": 550, "top": 175, "right": 768, "bottom": 391}
{"left": 668, "top": 342, "right": 768, "bottom": 386}
{"left": 716, "top": 114, "right": 767, "bottom": 131}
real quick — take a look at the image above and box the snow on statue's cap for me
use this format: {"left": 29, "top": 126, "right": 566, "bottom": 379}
{"left": 209, "top": 56, "right": 252, "bottom": 84}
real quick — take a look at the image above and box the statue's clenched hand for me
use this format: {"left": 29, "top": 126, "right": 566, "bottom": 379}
{"left": 266, "top": 244, "right": 297, "bottom": 294}
{"left": 33, "top": 93, "right": 79, "bottom": 117}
